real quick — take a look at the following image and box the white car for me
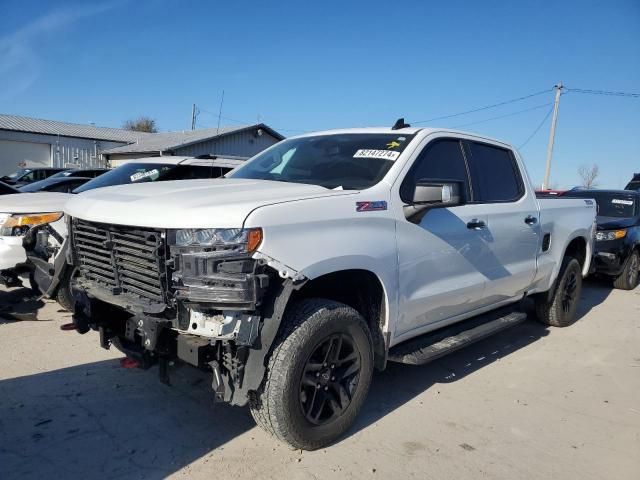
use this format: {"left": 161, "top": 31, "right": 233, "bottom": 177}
{"left": 0, "top": 156, "right": 243, "bottom": 307}
{"left": 62, "top": 126, "right": 596, "bottom": 450}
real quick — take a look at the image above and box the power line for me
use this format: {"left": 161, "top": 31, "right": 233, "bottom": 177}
{"left": 518, "top": 105, "right": 554, "bottom": 149}
{"left": 412, "top": 88, "right": 552, "bottom": 124}
{"left": 566, "top": 88, "right": 640, "bottom": 98}
{"left": 450, "top": 102, "right": 552, "bottom": 128}
{"left": 198, "top": 108, "right": 309, "bottom": 133}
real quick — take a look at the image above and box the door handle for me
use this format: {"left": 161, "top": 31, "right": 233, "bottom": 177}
{"left": 524, "top": 215, "right": 538, "bottom": 225}
{"left": 466, "top": 219, "right": 486, "bottom": 230}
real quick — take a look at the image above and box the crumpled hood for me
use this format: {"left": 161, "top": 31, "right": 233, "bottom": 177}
{"left": 0, "top": 192, "right": 73, "bottom": 214}
{"left": 64, "top": 178, "right": 353, "bottom": 228}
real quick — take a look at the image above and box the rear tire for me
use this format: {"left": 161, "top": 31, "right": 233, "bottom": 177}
{"left": 613, "top": 251, "right": 639, "bottom": 290}
{"left": 250, "top": 298, "right": 374, "bottom": 450}
{"left": 535, "top": 256, "right": 582, "bottom": 327}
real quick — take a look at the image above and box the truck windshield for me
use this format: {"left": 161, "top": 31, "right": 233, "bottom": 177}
{"left": 73, "top": 163, "right": 183, "bottom": 194}
{"left": 229, "top": 133, "right": 416, "bottom": 190}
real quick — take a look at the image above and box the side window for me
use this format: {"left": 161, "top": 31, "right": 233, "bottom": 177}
{"left": 400, "top": 139, "right": 470, "bottom": 203}
{"left": 466, "top": 142, "right": 523, "bottom": 202}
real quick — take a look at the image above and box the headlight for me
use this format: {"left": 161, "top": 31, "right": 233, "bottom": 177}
{"left": 595, "top": 229, "right": 626, "bottom": 241}
{"left": 0, "top": 212, "right": 63, "bottom": 236}
{"left": 171, "top": 228, "right": 263, "bottom": 254}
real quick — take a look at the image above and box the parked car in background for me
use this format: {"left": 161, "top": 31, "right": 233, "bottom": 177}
{"left": 49, "top": 168, "right": 109, "bottom": 179}
{"left": 21, "top": 156, "right": 244, "bottom": 310}
{"left": 625, "top": 173, "right": 640, "bottom": 192}
{"left": 62, "top": 126, "right": 596, "bottom": 450}
{"left": 564, "top": 189, "right": 640, "bottom": 290}
{"left": 18, "top": 176, "right": 93, "bottom": 194}
{"left": 0, "top": 181, "right": 20, "bottom": 196}
{"left": 1, "top": 167, "right": 68, "bottom": 186}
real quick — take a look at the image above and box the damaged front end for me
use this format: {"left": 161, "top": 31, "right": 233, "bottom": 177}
{"left": 69, "top": 218, "right": 303, "bottom": 406}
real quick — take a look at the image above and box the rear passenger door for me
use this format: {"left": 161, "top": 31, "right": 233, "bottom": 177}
{"left": 463, "top": 141, "right": 540, "bottom": 305}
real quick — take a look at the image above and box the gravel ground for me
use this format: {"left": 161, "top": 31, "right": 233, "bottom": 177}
{"left": 0, "top": 279, "right": 638, "bottom": 480}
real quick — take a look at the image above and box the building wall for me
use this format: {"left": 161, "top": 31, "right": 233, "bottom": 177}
{"left": 0, "top": 139, "right": 51, "bottom": 175}
{"left": 172, "top": 129, "right": 280, "bottom": 158}
{"left": 0, "top": 129, "right": 127, "bottom": 173}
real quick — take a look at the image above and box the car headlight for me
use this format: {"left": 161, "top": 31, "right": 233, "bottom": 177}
{"left": 0, "top": 212, "right": 63, "bottom": 236}
{"left": 595, "top": 229, "right": 626, "bottom": 241}
{"left": 170, "top": 228, "right": 263, "bottom": 255}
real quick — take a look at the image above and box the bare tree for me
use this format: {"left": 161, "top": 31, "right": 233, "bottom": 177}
{"left": 578, "top": 164, "right": 599, "bottom": 188}
{"left": 122, "top": 116, "right": 158, "bottom": 133}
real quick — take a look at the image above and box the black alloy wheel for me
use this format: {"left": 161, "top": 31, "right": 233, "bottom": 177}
{"left": 300, "top": 333, "right": 361, "bottom": 425}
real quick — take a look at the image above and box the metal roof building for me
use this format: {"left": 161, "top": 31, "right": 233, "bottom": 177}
{"left": 0, "top": 113, "right": 150, "bottom": 175}
{"left": 0, "top": 113, "right": 284, "bottom": 175}
{"left": 102, "top": 124, "right": 284, "bottom": 165}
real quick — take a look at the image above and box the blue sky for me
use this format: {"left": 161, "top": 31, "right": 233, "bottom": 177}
{"left": 1, "top": 0, "right": 638, "bottom": 188}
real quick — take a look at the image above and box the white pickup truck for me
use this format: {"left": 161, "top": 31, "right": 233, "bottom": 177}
{"left": 64, "top": 126, "right": 596, "bottom": 450}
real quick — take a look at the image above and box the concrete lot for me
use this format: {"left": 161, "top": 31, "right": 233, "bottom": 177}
{"left": 0, "top": 279, "right": 638, "bottom": 480}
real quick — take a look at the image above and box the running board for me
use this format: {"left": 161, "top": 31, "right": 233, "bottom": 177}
{"left": 388, "top": 307, "right": 527, "bottom": 365}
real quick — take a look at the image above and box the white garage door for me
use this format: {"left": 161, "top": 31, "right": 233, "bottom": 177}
{"left": 0, "top": 140, "right": 51, "bottom": 176}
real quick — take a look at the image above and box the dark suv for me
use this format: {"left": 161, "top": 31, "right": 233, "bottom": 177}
{"left": 1, "top": 168, "right": 68, "bottom": 186}
{"left": 565, "top": 189, "right": 640, "bottom": 290}
{"left": 625, "top": 173, "right": 640, "bottom": 192}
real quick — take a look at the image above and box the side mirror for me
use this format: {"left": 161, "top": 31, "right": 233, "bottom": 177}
{"left": 413, "top": 180, "right": 463, "bottom": 207}
{"left": 404, "top": 180, "right": 464, "bottom": 222}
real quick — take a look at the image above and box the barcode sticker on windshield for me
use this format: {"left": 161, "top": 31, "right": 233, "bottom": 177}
{"left": 612, "top": 199, "right": 633, "bottom": 205}
{"left": 130, "top": 169, "right": 159, "bottom": 182}
{"left": 353, "top": 149, "right": 400, "bottom": 161}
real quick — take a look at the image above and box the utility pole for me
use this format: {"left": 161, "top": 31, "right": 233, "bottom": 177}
{"left": 191, "top": 103, "right": 197, "bottom": 130}
{"left": 542, "top": 82, "right": 563, "bottom": 190}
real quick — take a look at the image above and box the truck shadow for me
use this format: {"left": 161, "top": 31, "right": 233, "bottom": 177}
{"left": 0, "top": 287, "right": 45, "bottom": 322}
{"left": 349, "top": 279, "right": 615, "bottom": 439}
{"left": 0, "top": 359, "right": 254, "bottom": 480}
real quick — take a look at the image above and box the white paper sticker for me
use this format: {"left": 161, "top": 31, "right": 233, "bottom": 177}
{"left": 130, "top": 169, "right": 159, "bottom": 182}
{"left": 611, "top": 199, "right": 633, "bottom": 205}
{"left": 353, "top": 149, "right": 400, "bottom": 161}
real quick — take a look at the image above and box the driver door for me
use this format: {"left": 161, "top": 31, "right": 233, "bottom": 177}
{"left": 395, "top": 138, "right": 491, "bottom": 339}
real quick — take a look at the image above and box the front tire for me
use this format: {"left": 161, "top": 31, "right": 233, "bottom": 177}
{"left": 613, "top": 250, "right": 639, "bottom": 290}
{"left": 250, "top": 298, "right": 374, "bottom": 450}
{"left": 535, "top": 256, "right": 582, "bottom": 327}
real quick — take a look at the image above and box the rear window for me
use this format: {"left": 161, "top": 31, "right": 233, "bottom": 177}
{"left": 466, "top": 142, "right": 523, "bottom": 202}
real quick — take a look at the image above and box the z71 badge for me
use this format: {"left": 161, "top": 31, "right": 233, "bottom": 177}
{"left": 356, "top": 201, "right": 388, "bottom": 212}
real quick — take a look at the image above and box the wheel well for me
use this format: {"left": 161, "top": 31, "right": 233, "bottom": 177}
{"left": 565, "top": 236, "right": 587, "bottom": 267}
{"left": 290, "top": 270, "right": 387, "bottom": 370}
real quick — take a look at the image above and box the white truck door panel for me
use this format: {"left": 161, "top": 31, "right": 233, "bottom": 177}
{"left": 463, "top": 141, "right": 539, "bottom": 304}
{"left": 393, "top": 137, "right": 489, "bottom": 338}
{"left": 482, "top": 206, "right": 540, "bottom": 302}
{"left": 396, "top": 206, "right": 490, "bottom": 336}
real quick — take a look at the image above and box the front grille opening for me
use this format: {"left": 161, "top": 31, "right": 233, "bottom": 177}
{"left": 72, "top": 219, "right": 166, "bottom": 304}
